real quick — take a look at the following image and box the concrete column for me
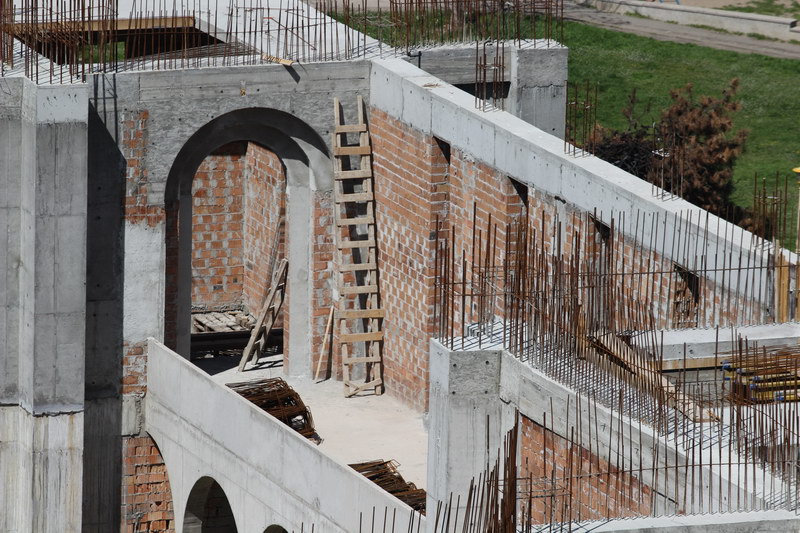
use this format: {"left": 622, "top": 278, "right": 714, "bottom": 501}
{"left": 426, "top": 340, "right": 515, "bottom": 530}
{"left": 508, "top": 45, "right": 568, "bottom": 139}
{"left": 285, "top": 182, "right": 312, "bottom": 377}
{"left": 177, "top": 190, "right": 193, "bottom": 358}
{"left": 0, "top": 76, "right": 37, "bottom": 533}
{"left": 0, "top": 80, "right": 88, "bottom": 533}
{"left": 31, "top": 84, "right": 89, "bottom": 533}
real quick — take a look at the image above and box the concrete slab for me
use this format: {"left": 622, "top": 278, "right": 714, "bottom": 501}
{"left": 195, "top": 354, "right": 429, "bottom": 489}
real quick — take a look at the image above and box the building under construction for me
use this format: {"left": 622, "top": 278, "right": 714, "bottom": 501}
{"left": 2, "top": 0, "right": 800, "bottom": 531}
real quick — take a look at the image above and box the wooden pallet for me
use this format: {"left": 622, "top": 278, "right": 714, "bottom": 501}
{"left": 333, "top": 96, "right": 385, "bottom": 397}
{"left": 238, "top": 258, "right": 288, "bottom": 371}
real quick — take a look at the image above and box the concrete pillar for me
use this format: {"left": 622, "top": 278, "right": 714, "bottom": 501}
{"left": 82, "top": 105, "right": 126, "bottom": 531}
{"left": 425, "top": 340, "right": 515, "bottom": 530}
{"left": 31, "top": 84, "right": 89, "bottom": 533}
{"left": 0, "top": 81, "right": 88, "bottom": 533}
{"left": 508, "top": 45, "right": 568, "bottom": 139}
{"left": 0, "top": 76, "right": 37, "bottom": 533}
{"left": 285, "top": 181, "right": 313, "bottom": 377}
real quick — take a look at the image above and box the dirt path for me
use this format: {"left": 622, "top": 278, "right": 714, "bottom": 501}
{"left": 563, "top": 1, "right": 800, "bottom": 59}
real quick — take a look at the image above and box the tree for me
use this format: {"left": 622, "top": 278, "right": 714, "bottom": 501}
{"left": 595, "top": 79, "right": 748, "bottom": 219}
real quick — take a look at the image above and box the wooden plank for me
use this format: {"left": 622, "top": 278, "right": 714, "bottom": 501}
{"left": 337, "top": 308, "right": 385, "bottom": 319}
{"left": 337, "top": 215, "right": 374, "bottom": 226}
{"left": 340, "top": 284, "right": 379, "bottom": 295}
{"left": 335, "top": 124, "right": 368, "bottom": 133}
{"left": 342, "top": 356, "right": 382, "bottom": 364}
{"left": 334, "top": 145, "right": 371, "bottom": 156}
{"left": 338, "top": 239, "right": 375, "bottom": 249}
{"left": 658, "top": 356, "right": 720, "bottom": 371}
{"left": 338, "top": 262, "right": 377, "bottom": 272}
{"left": 334, "top": 169, "right": 373, "bottom": 180}
{"left": 340, "top": 331, "right": 384, "bottom": 343}
{"left": 590, "top": 333, "right": 717, "bottom": 422}
{"left": 339, "top": 192, "right": 373, "bottom": 203}
{"left": 344, "top": 378, "right": 383, "bottom": 397}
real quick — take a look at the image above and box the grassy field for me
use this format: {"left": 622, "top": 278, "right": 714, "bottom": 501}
{"left": 721, "top": 0, "right": 800, "bottom": 18}
{"left": 356, "top": 14, "right": 800, "bottom": 236}
{"left": 561, "top": 20, "right": 800, "bottom": 213}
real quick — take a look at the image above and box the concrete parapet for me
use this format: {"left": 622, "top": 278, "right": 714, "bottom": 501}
{"left": 145, "top": 338, "right": 424, "bottom": 532}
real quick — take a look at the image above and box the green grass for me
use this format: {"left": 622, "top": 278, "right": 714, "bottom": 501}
{"left": 353, "top": 14, "right": 800, "bottom": 239}
{"left": 721, "top": 0, "right": 800, "bottom": 18}
{"left": 562, "top": 21, "right": 800, "bottom": 216}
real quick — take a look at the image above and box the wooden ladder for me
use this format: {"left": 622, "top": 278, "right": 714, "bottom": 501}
{"left": 332, "top": 96, "right": 385, "bottom": 397}
{"left": 238, "top": 258, "right": 288, "bottom": 371}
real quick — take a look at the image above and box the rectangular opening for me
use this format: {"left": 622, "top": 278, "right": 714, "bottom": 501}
{"left": 672, "top": 263, "right": 700, "bottom": 327}
{"left": 508, "top": 177, "right": 529, "bottom": 209}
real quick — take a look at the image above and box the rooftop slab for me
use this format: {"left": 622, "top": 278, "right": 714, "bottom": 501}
{"left": 194, "top": 354, "right": 429, "bottom": 489}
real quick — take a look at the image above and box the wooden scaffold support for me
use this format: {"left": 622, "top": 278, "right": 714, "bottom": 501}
{"left": 332, "top": 96, "right": 385, "bottom": 397}
{"left": 238, "top": 258, "right": 288, "bottom": 371}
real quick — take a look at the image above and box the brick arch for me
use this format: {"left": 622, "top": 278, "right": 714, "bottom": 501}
{"left": 163, "top": 108, "right": 332, "bottom": 377}
{"left": 121, "top": 433, "right": 176, "bottom": 532}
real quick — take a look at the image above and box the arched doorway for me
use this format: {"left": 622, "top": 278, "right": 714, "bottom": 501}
{"left": 183, "top": 476, "right": 237, "bottom": 532}
{"left": 164, "top": 108, "right": 331, "bottom": 377}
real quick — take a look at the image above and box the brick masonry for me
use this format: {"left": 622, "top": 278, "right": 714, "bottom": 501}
{"left": 370, "top": 108, "right": 526, "bottom": 411}
{"left": 120, "top": 436, "right": 175, "bottom": 533}
{"left": 519, "top": 414, "right": 652, "bottom": 523}
{"left": 190, "top": 142, "right": 247, "bottom": 311}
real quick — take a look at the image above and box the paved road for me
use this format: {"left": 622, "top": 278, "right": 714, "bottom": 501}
{"left": 563, "top": 1, "right": 800, "bottom": 59}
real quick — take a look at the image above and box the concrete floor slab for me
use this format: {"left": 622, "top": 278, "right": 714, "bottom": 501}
{"left": 193, "top": 354, "right": 429, "bottom": 489}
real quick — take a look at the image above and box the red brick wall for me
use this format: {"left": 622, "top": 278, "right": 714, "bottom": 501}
{"left": 370, "top": 109, "right": 526, "bottom": 411}
{"left": 370, "top": 108, "right": 440, "bottom": 411}
{"left": 519, "top": 415, "right": 652, "bottom": 523}
{"left": 191, "top": 143, "right": 246, "bottom": 311}
{"left": 121, "top": 436, "right": 175, "bottom": 533}
{"left": 243, "top": 143, "right": 286, "bottom": 316}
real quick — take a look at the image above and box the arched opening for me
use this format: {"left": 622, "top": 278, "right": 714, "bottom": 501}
{"left": 183, "top": 476, "right": 237, "bottom": 533}
{"left": 186, "top": 141, "right": 288, "bottom": 367}
{"left": 263, "top": 526, "right": 289, "bottom": 533}
{"left": 164, "top": 108, "right": 332, "bottom": 377}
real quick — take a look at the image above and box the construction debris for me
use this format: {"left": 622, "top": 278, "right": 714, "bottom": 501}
{"left": 227, "top": 378, "right": 318, "bottom": 441}
{"left": 349, "top": 460, "right": 427, "bottom": 513}
{"left": 191, "top": 310, "right": 254, "bottom": 333}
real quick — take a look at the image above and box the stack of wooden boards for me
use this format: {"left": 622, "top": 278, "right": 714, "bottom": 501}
{"left": 191, "top": 311, "right": 253, "bottom": 333}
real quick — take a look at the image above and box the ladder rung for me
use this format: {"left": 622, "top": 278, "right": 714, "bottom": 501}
{"left": 337, "top": 309, "right": 385, "bottom": 319}
{"left": 337, "top": 215, "right": 374, "bottom": 226}
{"left": 342, "top": 356, "right": 382, "bottom": 364}
{"left": 335, "top": 169, "right": 372, "bottom": 180}
{"left": 340, "top": 331, "right": 384, "bottom": 343}
{"left": 338, "top": 239, "right": 375, "bottom": 249}
{"left": 339, "top": 192, "right": 373, "bottom": 203}
{"left": 338, "top": 261, "right": 377, "bottom": 272}
{"left": 340, "top": 284, "right": 379, "bottom": 295}
{"left": 335, "top": 124, "right": 368, "bottom": 133}
{"left": 334, "top": 145, "right": 371, "bottom": 156}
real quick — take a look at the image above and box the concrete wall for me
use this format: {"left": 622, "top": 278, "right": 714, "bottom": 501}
{"left": 579, "top": 0, "right": 799, "bottom": 41}
{"left": 426, "top": 340, "right": 783, "bottom": 528}
{"left": 368, "top": 57, "right": 774, "bottom": 305}
{"left": 0, "top": 79, "right": 88, "bottom": 532}
{"left": 145, "top": 338, "right": 424, "bottom": 532}
{"left": 405, "top": 42, "right": 568, "bottom": 138}
{"left": 91, "top": 61, "right": 367, "bottom": 372}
